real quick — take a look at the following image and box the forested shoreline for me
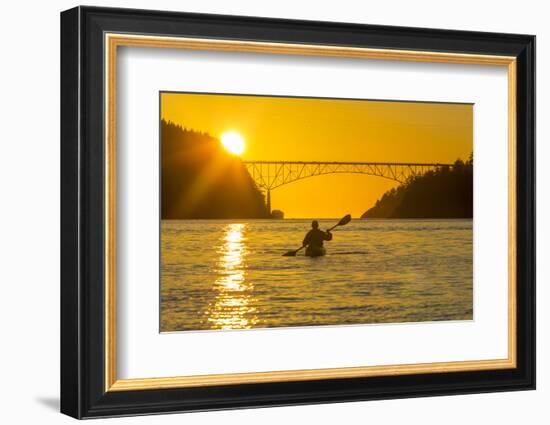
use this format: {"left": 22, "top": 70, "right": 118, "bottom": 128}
{"left": 161, "top": 120, "right": 269, "bottom": 219}
{"left": 361, "top": 156, "right": 473, "bottom": 219}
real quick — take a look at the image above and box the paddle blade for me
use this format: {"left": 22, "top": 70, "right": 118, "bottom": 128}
{"left": 338, "top": 214, "right": 352, "bottom": 226}
{"left": 282, "top": 250, "right": 298, "bottom": 257}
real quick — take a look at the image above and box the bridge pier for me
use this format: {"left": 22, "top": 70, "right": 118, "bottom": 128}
{"left": 266, "top": 189, "right": 271, "bottom": 215}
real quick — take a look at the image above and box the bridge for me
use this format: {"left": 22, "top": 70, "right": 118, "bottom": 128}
{"left": 243, "top": 161, "right": 452, "bottom": 213}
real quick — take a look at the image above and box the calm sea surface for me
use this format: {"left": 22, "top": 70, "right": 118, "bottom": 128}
{"left": 161, "top": 219, "right": 473, "bottom": 332}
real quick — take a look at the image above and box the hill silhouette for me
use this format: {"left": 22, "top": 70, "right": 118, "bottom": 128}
{"left": 362, "top": 156, "right": 473, "bottom": 219}
{"left": 161, "top": 120, "right": 269, "bottom": 219}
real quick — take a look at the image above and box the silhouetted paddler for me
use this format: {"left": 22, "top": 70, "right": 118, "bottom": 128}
{"left": 302, "top": 220, "right": 332, "bottom": 257}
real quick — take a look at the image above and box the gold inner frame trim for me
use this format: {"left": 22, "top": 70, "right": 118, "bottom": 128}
{"left": 104, "top": 33, "right": 517, "bottom": 392}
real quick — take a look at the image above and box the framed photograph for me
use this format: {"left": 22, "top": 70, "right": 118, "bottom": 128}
{"left": 60, "top": 6, "right": 535, "bottom": 419}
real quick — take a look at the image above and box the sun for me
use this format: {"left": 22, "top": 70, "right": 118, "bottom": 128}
{"left": 220, "top": 131, "right": 245, "bottom": 156}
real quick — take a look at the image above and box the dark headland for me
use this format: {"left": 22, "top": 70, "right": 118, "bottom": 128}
{"left": 361, "top": 156, "right": 473, "bottom": 219}
{"left": 161, "top": 120, "right": 270, "bottom": 219}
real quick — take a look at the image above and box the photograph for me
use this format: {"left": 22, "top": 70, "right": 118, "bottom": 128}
{"left": 160, "top": 92, "right": 474, "bottom": 332}
{"left": 57, "top": 5, "right": 536, "bottom": 419}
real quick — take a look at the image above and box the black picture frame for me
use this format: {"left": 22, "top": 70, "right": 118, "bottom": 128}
{"left": 61, "top": 5, "right": 535, "bottom": 419}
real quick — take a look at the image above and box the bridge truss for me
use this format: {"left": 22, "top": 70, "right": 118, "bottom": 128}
{"left": 243, "top": 161, "right": 451, "bottom": 213}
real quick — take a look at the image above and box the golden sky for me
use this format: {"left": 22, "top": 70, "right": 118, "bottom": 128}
{"left": 161, "top": 92, "right": 472, "bottom": 218}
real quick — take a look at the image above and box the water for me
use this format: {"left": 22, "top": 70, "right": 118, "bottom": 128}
{"left": 161, "top": 219, "right": 473, "bottom": 332}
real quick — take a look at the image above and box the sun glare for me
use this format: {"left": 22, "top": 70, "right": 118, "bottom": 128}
{"left": 221, "top": 131, "right": 245, "bottom": 155}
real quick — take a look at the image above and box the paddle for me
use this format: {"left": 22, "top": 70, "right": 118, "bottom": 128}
{"left": 282, "top": 214, "right": 352, "bottom": 256}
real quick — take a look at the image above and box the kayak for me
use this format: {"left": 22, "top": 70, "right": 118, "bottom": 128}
{"left": 305, "top": 246, "right": 326, "bottom": 257}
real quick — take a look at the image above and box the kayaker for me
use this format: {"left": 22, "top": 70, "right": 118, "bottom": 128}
{"left": 302, "top": 220, "right": 332, "bottom": 257}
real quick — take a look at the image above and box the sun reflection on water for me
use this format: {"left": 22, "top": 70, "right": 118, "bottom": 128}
{"left": 205, "top": 223, "right": 258, "bottom": 329}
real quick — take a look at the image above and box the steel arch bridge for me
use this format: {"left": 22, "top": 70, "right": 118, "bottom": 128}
{"left": 243, "top": 161, "right": 452, "bottom": 213}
